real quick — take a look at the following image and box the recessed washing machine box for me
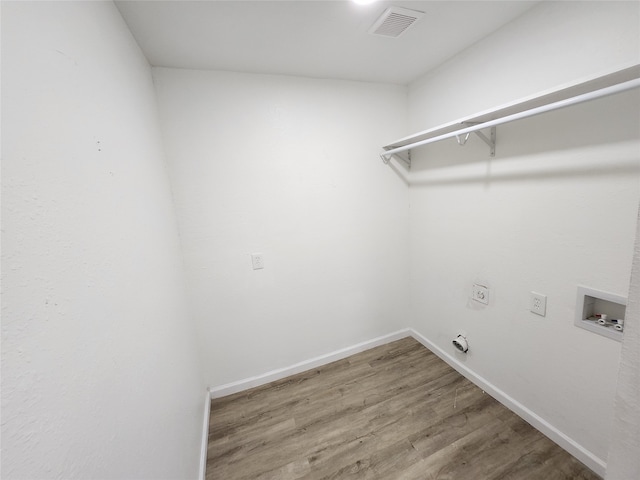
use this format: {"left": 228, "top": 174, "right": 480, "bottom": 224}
{"left": 575, "top": 286, "right": 626, "bottom": 341}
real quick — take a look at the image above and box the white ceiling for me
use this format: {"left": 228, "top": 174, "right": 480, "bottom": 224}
{"left": 115, "top": 0, "right": 539, "bottom": 85}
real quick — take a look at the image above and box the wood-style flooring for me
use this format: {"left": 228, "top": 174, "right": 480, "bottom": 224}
{"left": 207, "top": 337, "right": 601, "bottom": 479}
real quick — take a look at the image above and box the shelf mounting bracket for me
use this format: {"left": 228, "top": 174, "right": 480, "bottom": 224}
{"left": 462, "top": 123, "right": 496, "bottom": 157}
{"left": 381, "top": 149, "right": 411, "bottom": 168}
{"left": 456, "top": 132, "right": 471, "bottom": 145}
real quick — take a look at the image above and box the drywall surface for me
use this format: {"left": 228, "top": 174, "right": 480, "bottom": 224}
{"left": 606, "top": 202, "right": 640, "bottom": 479}
{"left": 409, "top": 1, "right": 640, "bottom": 130}
{"left": 153, "top": 68, "right": 409, "bottom": 387}
{"left": 1, "top": 2, "right": 204, "bottom": 478}
{"left": 406, "top": 0, "right": 640, "bottom": 472}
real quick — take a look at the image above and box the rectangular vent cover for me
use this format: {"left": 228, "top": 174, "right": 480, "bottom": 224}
{"left": 368, "top": 7, "right": 424, "bottom": 38}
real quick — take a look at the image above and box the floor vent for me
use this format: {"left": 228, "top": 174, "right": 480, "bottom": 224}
{"left": 368, "top": 6, "right": 424, "bottom": 38}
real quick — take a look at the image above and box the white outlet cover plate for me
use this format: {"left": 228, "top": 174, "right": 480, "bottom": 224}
{"left": 472, "top": 284, "right": 489, "bottom": 305}
{"left": 530, "top": 292, "right": 547, "bottom": 316}
{"left": 251, "top": 253, "right": 264, "bottom": 270}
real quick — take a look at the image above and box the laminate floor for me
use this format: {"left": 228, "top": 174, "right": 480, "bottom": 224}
{"left": 207, "top": 337, "right": 601, "bottom": 480}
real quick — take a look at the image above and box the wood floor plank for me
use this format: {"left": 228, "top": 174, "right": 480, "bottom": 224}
{"left": 367, "top": 439, "right": 425, "bottom": 478}
{"left": 207, "top": 337, "right": 601, "bottom": 480}
{"left": 409, "top": 394, "right": 505, "bottom": 457}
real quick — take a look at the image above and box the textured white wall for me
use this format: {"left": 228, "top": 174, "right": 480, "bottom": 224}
{"left": 606, "top": 202, "right": 640, "bottom": 479}
{"left": 409, "top": 0, "right": 640, "bottom": 131}
{"left": 153, "top": 68, "right": 409, "bottom": 387}
{"left": 406, "top": 1, "right": 640, "bottom": 475}
{"left": 1, "top": 2, "right": 205, "bottom": 478}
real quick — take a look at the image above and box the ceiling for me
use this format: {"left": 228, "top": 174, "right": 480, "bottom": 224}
{"left": 115, "top": 0, "right": 539, "bottom": 85}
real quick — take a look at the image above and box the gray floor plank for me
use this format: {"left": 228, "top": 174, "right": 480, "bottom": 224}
{"left": 207, "top": 337, "right": 600, "bottom": 480}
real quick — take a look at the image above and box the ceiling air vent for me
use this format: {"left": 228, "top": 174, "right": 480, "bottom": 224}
{"left": 368, "top": 6, "right": 424, "bottom": 38}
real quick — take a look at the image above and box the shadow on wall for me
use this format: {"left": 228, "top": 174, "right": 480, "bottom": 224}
{"left": 406, "top": 149, "right": 640, "bottom": 188}
{"left": 401, "top": 88, "right": 640, "bottom": 187}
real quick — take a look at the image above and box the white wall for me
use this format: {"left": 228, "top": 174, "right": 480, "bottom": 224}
{"left": 607, "top": 201, "right": 640, "bottom": 479}
{"left": 4, "top": 1, "right": 638, "bottom": 478}
{"left": 153, "top": 68, "right": 409, "bottom": 387}
{"left": 409, "top": 1, "right": 640, "bottom": 131}
{"left": 406, "top": 1, "right": 640, "bottom": 474}
{"left": 1, "top": 2, "right": 205, "bottom": 479}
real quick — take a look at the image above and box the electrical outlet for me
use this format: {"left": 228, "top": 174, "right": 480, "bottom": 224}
{"left": 472, "top": 284, "right": 489, "bottom": 305}
{"left": 251, "top": 254, "right": 264, "bottom": 270}
{"left": 530, "top": 292, "right": 546, "bottom": 316}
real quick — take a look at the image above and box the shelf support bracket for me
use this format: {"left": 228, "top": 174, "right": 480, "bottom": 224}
{"left": 474, "top": 127, "right": 496, "bottom": 157}
{"left": 462, "top": 123, "right": 496, "bottom": 157}
{"left": 456, "top": 133, "right": 471, "bottom": 145}
{"left": 381, "top": 149, "right": 411, "bottom": 168}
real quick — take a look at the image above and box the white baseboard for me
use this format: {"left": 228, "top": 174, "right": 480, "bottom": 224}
{"left": 199, "top": 389, "right": 211, "bottom": 480}
{"left": 208, "top": 329, "right": 412, "bottom": 399}
{"left": 407, "top": 328, "right": 606, "bottom": 478}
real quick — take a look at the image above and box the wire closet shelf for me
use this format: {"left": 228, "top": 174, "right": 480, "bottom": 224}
{"left": 380, "top": 64, "right": 640, "bottom": 168}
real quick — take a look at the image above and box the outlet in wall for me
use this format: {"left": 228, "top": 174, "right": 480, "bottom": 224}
{"left": 472, "top": 284, "right": 489, "bottom": 305}
{"left": 251, "top": 254, "right": 264, "bottom": 270}
{"left": 530, "top": 292, "right": 547, "bottom": 316}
